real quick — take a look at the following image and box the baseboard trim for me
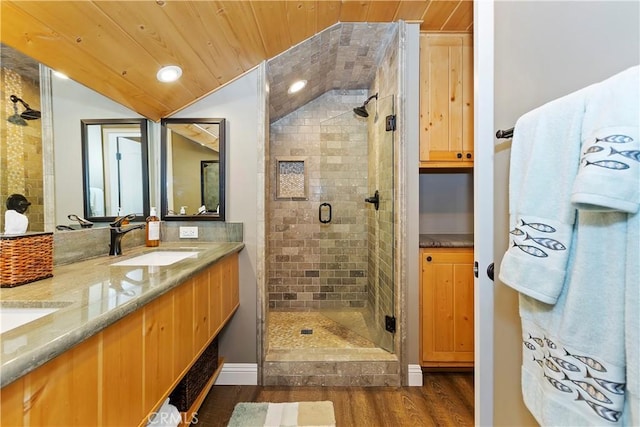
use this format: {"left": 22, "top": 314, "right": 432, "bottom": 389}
{"left": 407, "top": 364, "right": 424, "bottom": 386}
{"left": 214, "top": 363, "right": 258, "bottom": 385}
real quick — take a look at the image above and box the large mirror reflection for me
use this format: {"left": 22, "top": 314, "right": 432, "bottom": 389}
{"left": 161, "top": 118, "right": 225, "bottom": 221}
{"left": 81, "top": 119, "right": 150, "bottom": 222}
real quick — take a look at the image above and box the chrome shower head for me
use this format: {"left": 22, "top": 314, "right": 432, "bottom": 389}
{"left": 353, "top": 93, "right": 378, "bottom": 118}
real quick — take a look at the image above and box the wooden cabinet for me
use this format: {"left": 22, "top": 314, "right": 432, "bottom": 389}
{"left": 419, "top": 33, "right": 474, "bottom": 168}
{"left": 0, "top": 252, "right": 240, "bottom": 427}
{"left": 420, "top": 248, "right": 474, "bottom": 368}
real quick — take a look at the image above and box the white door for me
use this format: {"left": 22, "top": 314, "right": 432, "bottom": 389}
{"left": 477, "top": 1, "right": 640, "bottom": 425}
{"left": 473, "top": 3, "right": 495, "bottom": 425}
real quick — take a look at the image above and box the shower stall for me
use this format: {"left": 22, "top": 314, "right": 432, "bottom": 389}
{"left": 263, "top": 22, "right": 400, "bottom": 385}
{"left": 266, "top": 89, "right": 395, "bottom": 349}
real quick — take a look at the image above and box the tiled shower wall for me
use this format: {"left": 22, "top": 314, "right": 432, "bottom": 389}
{"left": 1, "top": 67, "right": 44, "bottom": 232}
{"left": 268, "top": 90, "right": 370, "bottom": 309}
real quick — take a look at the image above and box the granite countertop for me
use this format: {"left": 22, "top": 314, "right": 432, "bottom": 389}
{"left": 0, "top": 241, "right": 244, "bottom": 388}
{"left": 419, "top": 233, "right": 474, "bottom": 248}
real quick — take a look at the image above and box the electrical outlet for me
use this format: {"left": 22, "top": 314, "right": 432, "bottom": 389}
{"left": 179, "top": 226, "right": 198, "bottom": 239}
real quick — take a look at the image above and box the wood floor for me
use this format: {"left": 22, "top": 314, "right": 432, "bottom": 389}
{"left": 195, "top": 372, "right": 474, "bottom": 426}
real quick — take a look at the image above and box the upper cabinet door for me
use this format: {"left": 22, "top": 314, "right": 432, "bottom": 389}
{"left": 419, "top": 33, "right": 474, "bottom": 168}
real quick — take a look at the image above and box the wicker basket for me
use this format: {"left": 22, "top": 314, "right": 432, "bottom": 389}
{"left": 0, "top": 232, "right": 54, "bottom": 288}
{"left": 170, "top": 337, "right": 219, "bottom": 412}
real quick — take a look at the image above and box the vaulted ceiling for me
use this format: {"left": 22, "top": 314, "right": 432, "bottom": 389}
{"left": 1, "top": 1, "right": 473, "bottom": 122}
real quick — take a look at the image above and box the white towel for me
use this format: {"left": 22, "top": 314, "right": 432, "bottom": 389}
{"left": 4, "top": 210, "right": 28, "bottom": 234}
{"left": 519, "top": 210, "right": 628, "bottom": 426}
{"left": 89, "top": 186, "right": 105, "bottom": 217}
{"left": 146, "top": 398, "right": 181, "bottom": 427}
{"left": 572, "top": 65, "right": 640, "bottom": 425}
{"left": 572, "top": 66, "right": 640, "bottom": 213}
{"left": 499, "top": 85, "right": 593, "bottom": 304}
{"left": 625, "top": 211, "right": 640, "bottom": 426}
{"left": 500, "top": 65, "right": 640, "bottom": 426}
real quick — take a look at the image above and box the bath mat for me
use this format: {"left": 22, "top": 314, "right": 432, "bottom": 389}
{"left": 227, "top": 401, "right": 336, "bottom": 427}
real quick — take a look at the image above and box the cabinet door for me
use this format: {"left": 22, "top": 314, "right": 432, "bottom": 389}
{"left": 102, "top": 310, "right": 144, "bottom": 426}
{"left": 220, "top": 253, "right": 240, "bottom": 320}
{"left": 174, "top": 278, "right": 194, "bottom": 376}
{"left": 144, "top": 291, "right": 175, "bottom": 410}
{"left": 209, "top": 261, "right": 224, "bottom": 337}
{"left": 26, "top": 333, "right": 101, "bottom": 426}
{"left": 419, "top": 33, "right": 473, "bottom": 167}
{"left": 193, "top": 268, "right": 211, "bottom": 354}
{"left": 421, "top": 249, "right": 474, "bottom": 366}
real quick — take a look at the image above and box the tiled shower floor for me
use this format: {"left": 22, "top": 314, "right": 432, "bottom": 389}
{"left": 268, "top": 311, "right": 376, "bottom": 349}
{"left": 266, "top": 310, "right": 396, "bottom": 362}
{"left": 264, "top": 311, "right": 399, "bottom": 385}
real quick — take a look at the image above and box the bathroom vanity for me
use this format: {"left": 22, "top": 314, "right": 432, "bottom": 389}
{"left": 0, "top": 242, "right": 242, "bottom": 426}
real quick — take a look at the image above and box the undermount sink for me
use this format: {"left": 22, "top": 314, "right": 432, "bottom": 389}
{"left": 0, "top": 302, "right": 72, "bottom": 334}
{"left": 110, "top": 251, "right": 199, "bottom": 267}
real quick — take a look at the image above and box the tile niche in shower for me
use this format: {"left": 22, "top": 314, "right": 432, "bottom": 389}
{"left": 276, "top": 157, "right": 307, "bottom": 200}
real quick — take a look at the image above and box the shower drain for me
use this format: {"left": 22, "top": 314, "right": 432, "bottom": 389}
{"left": 300, "top": 328, "right": 313, "bottom": 335}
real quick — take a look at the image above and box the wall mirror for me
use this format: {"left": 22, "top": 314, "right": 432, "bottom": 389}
{"left": 81, "top": 119, "right": 150, "bottom": 222}
{"left": 160, "top": 118, "right": 225, "bottom": 221}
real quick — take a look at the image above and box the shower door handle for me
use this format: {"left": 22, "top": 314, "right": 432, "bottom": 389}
{"left": 319, "top": 203, "right": 332, "bottom": 224}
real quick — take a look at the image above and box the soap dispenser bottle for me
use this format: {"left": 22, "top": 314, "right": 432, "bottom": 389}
{"left": 146, "top": 207, "right": 160, "bottom": 247}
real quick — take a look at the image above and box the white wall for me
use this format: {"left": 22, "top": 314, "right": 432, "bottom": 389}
{"left": 170, "top": 69, "right": 260, "bottom": 363}
{"left": 493, "top": 1, "right": 639, "bottom": 425}
{"left": 419, "top": 173, "right": 473, "bottom": 234}
{"left": 51, "top": 76, "right": 143, "bottom": 226}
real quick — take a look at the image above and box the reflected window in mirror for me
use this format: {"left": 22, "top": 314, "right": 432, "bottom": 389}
{"left": 160, "top": 118, "right": 226, "bottom": 221}
{"left": 81, "top": 119, "right": 150, "bottom": 222}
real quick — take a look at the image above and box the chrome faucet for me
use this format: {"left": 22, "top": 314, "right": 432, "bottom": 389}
{"left": 109, "top": 214, "right": 144, "bottom": 256}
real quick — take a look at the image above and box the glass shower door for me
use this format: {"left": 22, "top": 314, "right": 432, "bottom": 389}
{"left": 318, "top": 94, "right": 395, "bottom": 353}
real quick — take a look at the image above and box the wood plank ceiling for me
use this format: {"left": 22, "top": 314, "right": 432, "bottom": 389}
{"left": 1, "top": 1, "right": 473, "bottom": 122}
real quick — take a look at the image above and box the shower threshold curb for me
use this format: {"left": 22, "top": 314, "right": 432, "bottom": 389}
{"left": 265, "top": 347, "right": 397, "bottom": 362}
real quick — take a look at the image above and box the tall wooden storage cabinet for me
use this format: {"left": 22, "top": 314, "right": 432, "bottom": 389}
{"left": 420, "top": 248, "right": 474, "bottom": 368}
{"left": 419, "top": 33, "right": 474, "bottom": 168}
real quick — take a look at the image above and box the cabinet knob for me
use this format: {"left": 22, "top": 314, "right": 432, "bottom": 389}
{"left": 426, "top": 256, "right": 432, "bottom": 262}
{"left": 466, "top": 153, "right": 472, "bottom": 159}
{"left": 456, "top": 153, "right": 462, "bottom": 159}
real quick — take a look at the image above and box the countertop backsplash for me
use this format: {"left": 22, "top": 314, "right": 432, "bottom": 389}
{"left": 53, "top": 221, "right": 243, "bottom": 266}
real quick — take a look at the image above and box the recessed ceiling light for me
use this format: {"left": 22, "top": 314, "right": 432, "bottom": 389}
{"left": 157, "top": 65, "right": 182, "bottom": 83}
{"left": 53, "top": 70, "right": 69, "bottom": 80}
{"left": 288, "top": 79, "right": 307, "bottom": 94}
